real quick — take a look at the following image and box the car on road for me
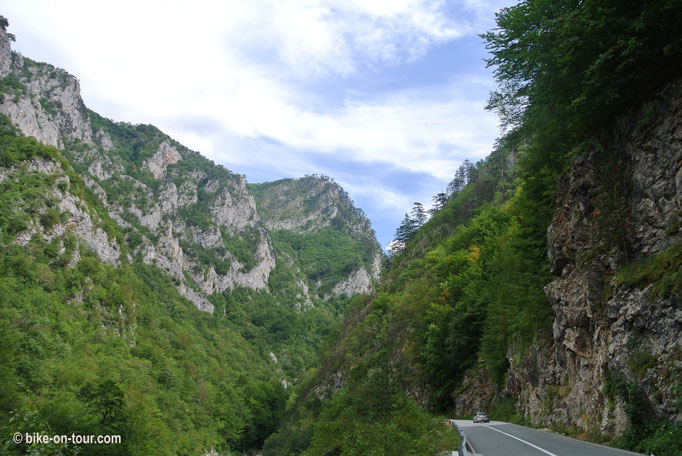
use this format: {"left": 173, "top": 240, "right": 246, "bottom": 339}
{"left": 473, "top": 411, "right": 489, "bottom": 423}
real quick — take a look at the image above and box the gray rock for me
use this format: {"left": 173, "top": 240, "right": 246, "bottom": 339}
{"left": 0, "top": 25, "right": 383, "bottom": 317}
{"left": 0, "top": 22, "right": 11, "bottom": 78}
{"left": 329, "top": 267, "right": 372, "bottom": 298}
{"left": 143, "top": 140, "right": 182, "bottom": 179}
{"left": 456, "top": 78, "right": 682, "bottom": 436}
{"left": 7, "top": 158, "right": 120, "bottom": 264}
{"left": 523, "top": 78, "right": 682, "bottom": 433}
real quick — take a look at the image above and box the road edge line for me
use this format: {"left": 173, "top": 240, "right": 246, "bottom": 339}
{"left": 466, "top": 436, "right": 477, "bottom": 455}
{"left": 482, "top": 425, "right": 557, "bottom": 456}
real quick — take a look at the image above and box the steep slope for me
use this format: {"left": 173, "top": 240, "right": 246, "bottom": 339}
{"left": 250, "top": 176, "right": 382, "bottom": 300}
{"left": 262, "top": 145, "right": 522, "bottom": 455}
{"left": 0, "top": 15, "right": 384, "bottom": 455}
{"left": 0, "top": 21, "right": 381, "bottom": 318}
{"left": 270, "top": 83, "right": 682, "bottom": 453}
{"left": 514, "top": 77, "right": 682, "bottom": 434}
{"left": 0, "top": 18, "right": 382, "bottom": 380}
{"left": 0, "top": 121, "right": 288, "bottom": 454}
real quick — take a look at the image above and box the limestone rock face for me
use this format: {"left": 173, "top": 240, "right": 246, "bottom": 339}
{"left": 7, "top": 158, "right": 121, "bottom": 264}
{"left": 252, "top": 176, "right": 384, "bottom": 297}
{"left": 253, "top": 176, "right": 377, "bottom": 237}
{"left": 95, "top": 129, "right": 114, "bottom": 151}
{"left": 212, "top": 178, "right": 259, "bottom": 235}
{"left": 329, "top": 267, "right": 372, "bottom": 299}
{"left": 144, "top": 141, "right": 182, "bottom": 179}
{"left": 0, "top": 51, "right": 92, "bottom": 149}
{"left": 0, "top": 25, "right": 382, "bottom": 315}
{"left": 0, "top": 20, "right": 11, "bottom": 78}
{"left": 451, "top": 80, "right": 682, "bottom": 437}
{"left": 511, "top": 78, "right": 682, "bottom": 434}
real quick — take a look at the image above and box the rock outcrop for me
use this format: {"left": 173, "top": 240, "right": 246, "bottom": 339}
{"left": 0, "top": 22, "right": 382, "bottom": 315}
{"left": 144, "top": 141, "right": 182, "bottom": 179}
{"left": 506, "top": 78, "right": 682, "bottom": 434}
{"left": 330, "top": 267, "right": 373, "bottom": 298}
{"left": 452, "top": 79, "right": 682, "bottom": 438}
{"left": 251, "top": 176, "right": 383, "bottom": 297}
{"left": 0, "top": 51, "right": 92, "bottom": 149}
{"left": 0, "top": 20, "right": 12, "bottom": 78}
{"left": 5, "top": 157, "right": 121, "bottom": 265}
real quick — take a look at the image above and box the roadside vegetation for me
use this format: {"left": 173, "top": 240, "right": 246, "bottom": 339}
{"left": 2, "top": 0, "right": 681, "bottom": 453}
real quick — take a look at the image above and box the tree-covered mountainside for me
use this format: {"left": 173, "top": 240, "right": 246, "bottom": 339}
{"left": 0, "top": 15, "right": 384, "bottom": 455}
{"left": 250, "top": 176, "right": 381, "bottom": 299}
{"left": 268, "top": 1, "right": 682, "bottom": 455}
{"left": 0, "top": 8, "right": 386, "bottom": 374}
{"left": 0, "top": 121, "right": 289, "bottom": 454}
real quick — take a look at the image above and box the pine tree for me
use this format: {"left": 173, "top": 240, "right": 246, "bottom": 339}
{"left": 447, "top": 161, "right": 471, "bottom": 196}
{"left": 430, "top": 192, "right": 448, "bottom": 214}
{"left": 411, "top": 202, "right": 427, "bottom": 227}
{"left": 395, "top": 213, "right": 417, "bottom": 244}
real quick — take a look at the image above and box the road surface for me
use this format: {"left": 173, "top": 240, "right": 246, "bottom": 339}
{"left": 451, "top": 420, "right": 644, "bottom": 456}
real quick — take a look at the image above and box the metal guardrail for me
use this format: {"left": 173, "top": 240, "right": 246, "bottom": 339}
{"left": 447, "top": 420, "right": 471, "bottom": 456}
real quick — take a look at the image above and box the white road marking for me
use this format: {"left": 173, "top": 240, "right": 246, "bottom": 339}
{"left": 482, "top": 425, "right": 557, "bottom": 456}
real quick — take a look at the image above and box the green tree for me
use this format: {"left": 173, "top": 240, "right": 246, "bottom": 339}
{"left": 430, "top": 192, "right": 448, "bottom": 214}
{"left": 411, "top": 202, "right": 427, "bottom": 227}
{"left": 483, "top": 0, "right": 682, "bottom": 141}
{"left": 395, "top": 213, "right": 417, "bottom": 245}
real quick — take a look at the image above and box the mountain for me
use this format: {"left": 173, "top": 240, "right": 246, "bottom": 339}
{"left": 0, "top": 16, "right": 382, "bottom": 455}
{"left": 266, "top": 2, "right": 682, "bottom": 455}
{"left": 0, "top": 23, "right": 382, "bottom": 314}
{"left": 250, "top": 176, "right": 382, "bottom": 299}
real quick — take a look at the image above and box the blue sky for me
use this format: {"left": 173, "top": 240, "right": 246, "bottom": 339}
{"left": 3, "top": 0, "right": 516, "bottom": 249}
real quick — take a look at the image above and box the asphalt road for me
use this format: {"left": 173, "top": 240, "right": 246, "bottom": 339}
{"left": 451, "top": 420, "right": 645, "bottom": 456}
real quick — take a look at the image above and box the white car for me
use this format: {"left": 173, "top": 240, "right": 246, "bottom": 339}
{"left": 473, "top": 412, "right": 489, "bottom": 423}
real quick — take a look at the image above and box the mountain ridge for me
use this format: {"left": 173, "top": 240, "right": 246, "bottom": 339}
{"left": 0, "top": 15, "right": 385, "bottom": 454}
{"left": 0, "top": 20, "right": 383, "bottom": 316}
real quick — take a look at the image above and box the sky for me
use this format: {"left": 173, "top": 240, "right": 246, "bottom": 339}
{"left": 2, "top": 0, "right": 515, "bottom": 249}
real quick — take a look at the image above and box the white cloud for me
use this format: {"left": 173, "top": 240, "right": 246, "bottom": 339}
{"left": 218, "top": 0, "right": 467, "bottom": 76}
{"left": 165, "top": 79, "right": 498, "bottom": 184}
{"left": 4, "top": 1, "right": 500, "bottom": 163}
{"left": 339, "top": 181, "right": 414, "bottom": 214}
{"left": 278, "top": 88, "right": 498, "bottom": 180}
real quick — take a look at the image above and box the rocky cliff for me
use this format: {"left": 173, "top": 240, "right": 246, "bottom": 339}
{"left": 0, "top": 20, "right": 382, "bottom": 316}
{"left": 455, "top": 78, "right": 682, "bottom": 437}
{"left": 0, "top": 155, "right": 122, "bottom": 265}
{"left": 250, "top": 176, "right": 382, "bottom": 300}
{"left": 522, "top": 77, "right": 681, "bottom": 433}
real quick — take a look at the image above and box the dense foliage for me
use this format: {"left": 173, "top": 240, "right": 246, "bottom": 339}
{"left": 482, "top": 3, "right": 682, "bottom": 453}
{"left": 3, "top": 0, "right": 682, "bottom": 453}
{"left": 0, "top": 123, "right": 323, "bottom": 455}
{"left": 264, "top": 143, "right": 548, "bottom": 454}
{"left": 1, "top": 109, "right": 384, "bottom": 454}
{"left": 484, "top": 0, "right": 682, "bottom": 137}
{"left": 271, "top": 227, "right": 373, "bottom": 296}
{"left": 88, "top": 110, "right": 372, "bottom": 386}
{"left": 268, "top": 1, "right": 682, "bottom": 454}
{"left": 262, "top": 295, "right": 460, "bottom": 455}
